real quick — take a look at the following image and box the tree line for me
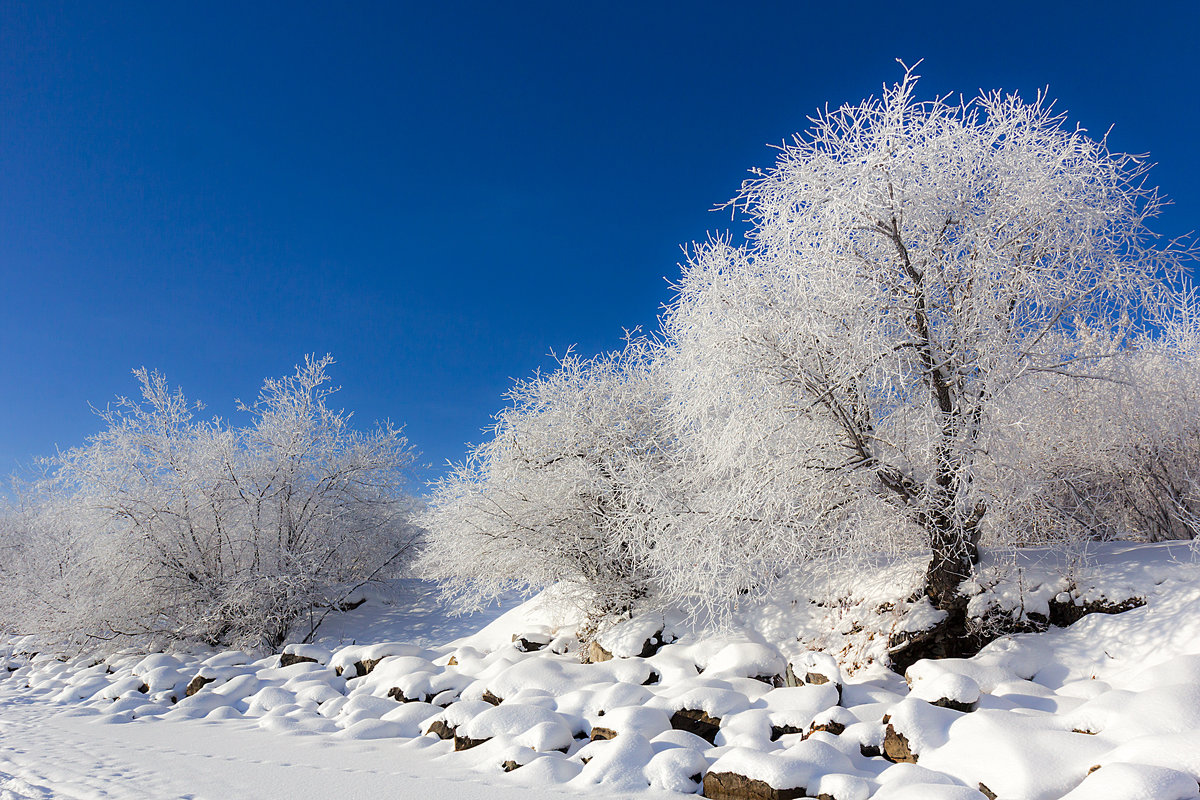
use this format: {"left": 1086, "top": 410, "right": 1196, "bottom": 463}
{"left": 2, "top": 68, "right": 1196, "bottom": 653}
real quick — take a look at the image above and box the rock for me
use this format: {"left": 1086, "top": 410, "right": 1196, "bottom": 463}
{"left": 425, "top": 719, "right": 455, "bottom": 740}
{"left": 807, "top": 720, "right": 845, "bottom": 737}
{"left": 637, "top": 630, "right": 669, "bottom": 659}
{"left": 805, "top": 707, "right": 856, "bottom": 741}
{"left": 185, "top": 675, "right": 215, "bottom": 697}
{"left": 585, "top": 641, "right": 614, "bottom": 663}
{"left": 670, "top": 709, "right": 721, "bottom": 743}
{"left": 447, "top": 656, "right": 458, "bottom": 666}
{"left": 793, "top": 652, "right": 843, "bottom": 702}
{"left": 481, "top": 690, "right": 503, "bottom": 706}
{"left": 703, "top": 771, "right": 807, "bottom": 800}
{"left": 978, "top": 782, "right": 998, "bottom": 800}
{"left": 753, "top": 674, "right": 786, "bottom": 688}
{"left": 770, "top": 724, "right": 804, "bottom": 741}
{"left": 886, "top": 602, "right": 981, "bottom": 675}
{"left": 859, "top": 743, "right": 881, "bottom": 758}
{"left": 350, "top": 657, "right": 383, "bottom": 678}
{"left": 784, "top": 665, "right": 800, "bottom": 687}
{"left": 453, "top": 734, "right": 488, "bottom": 751}
{"left": 512, "top": 632, "right": 552, "bottom": 653}
{"left": 136, "top": 683, "right": 149, "bottom": 694}
{"left": 1049, "top": 595, "right": 1146, "bottom": 627}
{"left": 642, "top": 670, "right": 661, "bottom": 685}
{"left": 590, "top": 726, "right": 618, "bottom": 741}
{"left": 279, "top": 653, "right": 318, "bottom": 668}
{"left": 501, "top": 760, "right": 521, "bottom": 772}
{"left": 388, "top": 686, "right": 424, "bottom": 703}
{"left": 932, "top": 697, "right": 976, "bottom": 713}
{"left": 882, "top": 723, "right": 916, "bottom": 763}
{"left": 908, "top": 671, "right": 981, "bottom": 712}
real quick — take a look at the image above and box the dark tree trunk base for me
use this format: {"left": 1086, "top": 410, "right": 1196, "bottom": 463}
{"left": 888, "top": 588, "right": 1147, "bottom": 675}
{"left": 887, "top": 596, "right": 983, "bottom": 675}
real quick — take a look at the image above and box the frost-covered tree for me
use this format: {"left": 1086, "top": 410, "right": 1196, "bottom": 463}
{"left": 5, "top": 355, "right": 420, "bottom": 650}
{"left": 419, "top": 339, "right": 669, "bottom": 626}
{"left": 663, "top": 66, "right": 1189, "bottom": 635}
{"left": 1106, "top": 302, "right": 1200, "bottom": 541}
{"left": 998, "top": 295, "right": 1200, "bottom": 545}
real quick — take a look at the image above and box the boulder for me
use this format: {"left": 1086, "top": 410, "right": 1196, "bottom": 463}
{"left": 932, "top": 696, "right": 976, "bottom": 713}
{"left": 807, "top": 720, "right": 845, "bottom": 737}
{"left": 806, "top": 707, "right": 857, "bottom": 739}
{"left": 388, "top": 686, "right": 426, "bottom": 703}
{"left": 671, "top": 709, "right": 721, "bottom": 743}
{"left": 769, "top": 724, "right": 804, "bottom": 741}
{"left": 454, "top": 734, "right": 488, "bottom": 751}
{"left": 185, "top": 675, "right": 215, "bottom": 697}
{"left": 279, "top": 653, "right": 318, "bottom": 668}
{"left": 1049, "top": 594, "right": 1145, "bottom": 627}
{"left": 425, "top": 719, "right": 455, "bottom": 740}
{"left": 882, "top": 723, "right": 917, "bottom": 763}
{"left": 703, "top": 771, "right": 807, "bottom": 800}
{"left": 636, "top": 629, "right": 669, "bottom": 658}
{"left": 351, "top": 657, "right": 383, "bottom": 678}
{"left": 909, "top": 671, "right": 980, "bottom": 713}
{"left": 512, "top": 632, "right": 552, "bottom": 653}
{"left": 585, "top": 641, "right": 614, "bottom": 663}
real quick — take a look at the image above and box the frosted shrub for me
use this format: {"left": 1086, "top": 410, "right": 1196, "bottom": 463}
{"left": 2, "top": 355, "right": 420, "bottom": 650}
{"left": 419, "top": 339, "right": 669, "bottom": 626}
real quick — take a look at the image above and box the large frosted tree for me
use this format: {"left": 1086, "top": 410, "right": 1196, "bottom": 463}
{"left": 664, "top": 67, "right": 1188, "bottom": 644}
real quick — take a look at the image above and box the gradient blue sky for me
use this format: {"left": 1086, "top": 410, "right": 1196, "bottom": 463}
{"left": 2, "top": 1, "right": 1198, "bottom": 489}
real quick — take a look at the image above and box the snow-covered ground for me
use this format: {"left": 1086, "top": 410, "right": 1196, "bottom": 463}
{"left": 4, "top": 543, "right": 1200, "bottom": 799}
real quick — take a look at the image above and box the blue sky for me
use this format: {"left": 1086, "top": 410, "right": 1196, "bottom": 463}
{"left": 2, "top": 1, "right": 1198, "bottom": 489}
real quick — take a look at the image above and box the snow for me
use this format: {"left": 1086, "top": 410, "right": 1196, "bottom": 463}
{"left": 644, "top": 746, "right": 707, "bottom": 793}
{"left": 6, "top": 541, "right": 1200, "bottom": 799}
{"left": 1058, "top": 763, "right": 1200, "bottom": 800}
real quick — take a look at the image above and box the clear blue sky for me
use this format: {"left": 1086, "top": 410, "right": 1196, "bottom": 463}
{"left": 2, "top": 1, "right": 1198, "bottom": 489}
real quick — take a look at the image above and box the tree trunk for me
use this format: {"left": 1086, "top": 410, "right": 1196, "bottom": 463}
{"left": 888, "top": 496, "right": 984, "bottom": 674}
{"left": 924, "top": 514, "right": 976, "bottom": 611}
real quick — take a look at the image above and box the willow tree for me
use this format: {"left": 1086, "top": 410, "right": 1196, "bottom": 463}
{"left": 664, "top": 66, "right": 1187, "bottom": 650}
